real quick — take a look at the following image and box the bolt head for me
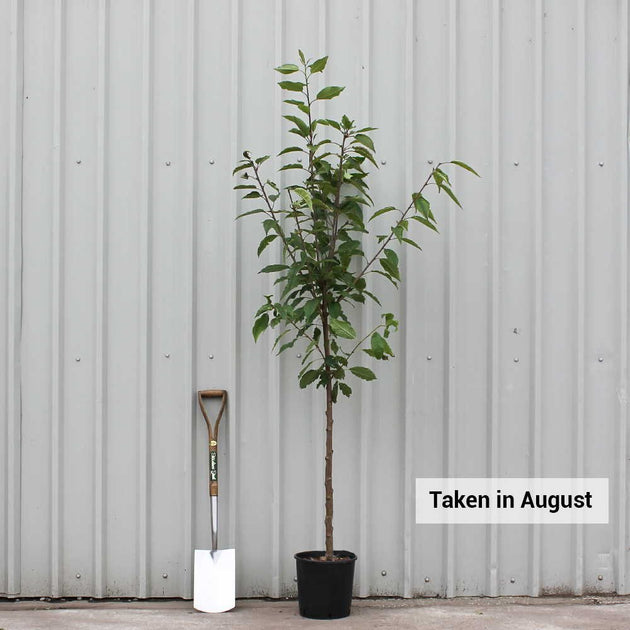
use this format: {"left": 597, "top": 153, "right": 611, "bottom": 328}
{"left": 513, "top": 161, "right": 519, "bottom": 166}
{"left": 296, "top": 157, "right": 303, "bottom": 163}
{"left": 76, "top": 160, "right": 81, "bottom": 165}
{"left": 424, "top": 576, "right": 430, "bottom": 583}
{"left": 75, "top": 356, "right": 81, "bottom": 362}
{"left": 209, "top": 159, "right": 215, "bottom": 165}
{"left": 428, "top": 160, "right": 433, "bottom": 165}
{"left": 297, "top": 353, "right": 302, "bottom": 358}
{"left": 162, "top": 573, "right": 168, "bottom": 579}
{"left": 293, "top": 576, "right": 298, "bottom": 582}
{"left": 427, "top": 355, "right": 432, "bottom": 361}
{"left": 598, "top": 356, "right": 604, "bottom": 363}
{"left": 76, "top": 573, "right": 81, "bottom": 579}
{"left": 598, "top": 162, "right": 604, "bottom": 167}
{"left": 513, "top": 357, "right": 519, "bottom": 363}
{"left": 510, "top": 577, "right": 516, "bottom": 583}
{"left": 208, "top": 354, "right": 214, "bottom": 360}
{"left": 164, "top": 353, "right": 170, "bottom": 358}
{"left": 598, "top": 574, "right": 604, "bottom": 581}
{"left": 380, "top": 160, "right": 387, "bottom": 165}
{"left": 381, "top": 570, "right": 387, "bottom": 576}
{"left": 165, "top": 161, "right": 171, "bottom": 166}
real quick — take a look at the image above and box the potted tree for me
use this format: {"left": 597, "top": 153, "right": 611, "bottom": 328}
{"left": 234, "top": 51, "right": 477, "bottom": 619}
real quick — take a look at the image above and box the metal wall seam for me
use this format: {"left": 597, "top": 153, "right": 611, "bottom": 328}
{"left": 401, "top": 0, "right": 415, "bottom": 600}
{"left": 138, "top": 0, "right": 153, "bottom": 598}
{"left": 227, "top": 0, "right": 241, "bottom": 556}
{"left": 487, "top": 0, "right": 501, "bottom": 599}
{"left": 93, "top": 0, "right": 109, "bottom": 600}
{"left": 6, "top": 0, "right": 24, "bottom": 598}
{"left": 444, "top": 0, "right": 458, "bottom": 599}
{"left": 574, "top": 0, "right": 586, "bottom": 597}
{"left": 357, "top": 0, "right": 372, "bottom": 599}
{"left": 269, "top": 0, "right": 284, "bottom": 598}
{"left": 529, "top": 0, "right": 544, "bottom": 597}
{"left": 51, "top": 0, "right": 66, "bottom": 599}
{"left": 617, "top": 0, "right": 630, "bottom": 596}
{"left": 182, "top": 0, "right": 198, "bottom": 599}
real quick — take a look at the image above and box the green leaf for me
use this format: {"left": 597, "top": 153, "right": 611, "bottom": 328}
{"left": 318, "top": 118, "right": 341, "bottom": 130}
{"left": 354, "top": 133, "right": 374, "bottom": 151}
{"left": 236, "top": 208, "right": 266, "bottom": 219}
{"left": 232, "top": 163, "right": 250, "bottom": 175}
{"left": 278, "top": 80, "right": 305, "bottom": 92}
{"left": 329, "top": 318, "right": 356, "bottom": 339}
{"left": 402, "top": 236, "right": 422, "bottom": 250}
{"left": 380, "top": 257, "right": 400, "bottom": 281}
{"left": 283, "top": 115, "right": 310, "bottom": 136}
{"left": 243, "top": 191, "right": 262, "bottom": 199}
{"left": 259, "top": 264, "right": 289, "bottom": 273}
{"left": 292, "top": 187, "right": 313, "bottom": 210}
{"left": 413, "top": 194, "right": 431, "bottom": 218}
{"left": 257, "top": 234, "right": 278, "bottom": 256}
{"left": 278, "top": 146, "right": 303, "bottom": 156}
{"left": 411, "top": 215, "right": 439, "bottom": 233}
{"left": 441, "top": 185, "right": 462, "bottom": 208}
{"left": 299, "top": 369, "right": 320, "bottom": 388}
{"left": 303, "top": 298, "right": 320, "bottom": 320}
{"left": 275, "top": 63, "right": 299, "bottom": 74}
{"left": 339, "top": 382, "right": 352, "bottom": 397}
{"left": 350, "top": 366, "right": 377, "bottom": 381}
{"left": 316, "top": 85, "right": 345, "bottom": 100}
{"left": 384, "top": 248, "right": 398, "bottom": 267}
{"left": 371, "top": 332, "right": 394, "bottom": 359}
{"left": 369, "top": 206, "right": 397, "bottom": 221}
{"left": 449, "top": 160, "right": 480, "bottom": 177}
{"left": 309, "top": 56, "right": 328, "bottom": 73}
{"left": 252, "top": 314, "right": 269, "bottom": 342}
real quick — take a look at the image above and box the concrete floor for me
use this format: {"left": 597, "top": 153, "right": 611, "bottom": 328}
{"left": 1, "top": 596, "right": 630, "bottom": 629}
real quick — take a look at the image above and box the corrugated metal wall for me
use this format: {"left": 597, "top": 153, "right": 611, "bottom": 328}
{"left": 1, "top": 0, "right": 629, "bottom": 599}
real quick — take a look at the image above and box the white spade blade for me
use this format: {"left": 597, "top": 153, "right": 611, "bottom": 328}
{"left": 193, "top": 548, "right": 235, "bottom": 613}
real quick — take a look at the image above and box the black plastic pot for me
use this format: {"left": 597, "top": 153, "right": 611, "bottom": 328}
{"left": 294, "top": 550, "right": 357, "bottom": 619}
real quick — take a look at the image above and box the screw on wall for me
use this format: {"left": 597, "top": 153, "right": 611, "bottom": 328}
{"left": 209, "top": 159, "right": 215, "bottom": 165}
{"left": 598, "top": 356, "right": 604, "bottom": 363}
{"left": 510, "top": 577, "right": 516, "bottom": 583}
{"left": 513, "top": 357, "right": 519, "bottom": 363}
{"left": 76, "top": 160, "right": 81, "bottom": 165}
{"left": 427, "top": 355, "right": 432, "bottom": 361}
{"left": 380, "top": 160, "right": 387, "bottom": 165}
{"left": 381, "top": 570, "right": 387, "bottom": 576}
{"left": 598, "top": 162, "right": 604, "bottom": 167}
{"left": 76, "top": 573, "right": 81, "bottom": 579}
{"left": 75, "top": 356, "right": 81, "bottom": 362}
{"left": 513, "top": 161, "right": 519, "bottom": 166}
{"left": 164, "top": 353, "right": 170, "bottom": 358}
{"left": 424, "top": 576, "right": 430, "bottom": 583}
{"left": 208, "top": 354, "right": 214, "bottom": 360}
{"left": 162, "top": 573, "right": 168, "bottom": 579}
{"left": 165, "top": 161, "right": 171, "bottom": 166}
{"left": 427, "top": 160, "right": 433, "bottom": 165}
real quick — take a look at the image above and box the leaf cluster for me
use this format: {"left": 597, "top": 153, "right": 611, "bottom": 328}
{"left": 235, "top": 51, "right": 478, "bottom": 402}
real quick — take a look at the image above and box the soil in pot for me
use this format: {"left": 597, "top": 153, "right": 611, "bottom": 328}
{"left": 294, "top": 550, "right": 357, "bottom": 619}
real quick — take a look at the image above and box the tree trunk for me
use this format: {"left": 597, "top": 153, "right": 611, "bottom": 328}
{"left": 321, "top": 292, "right": 334, "bottom": 561}
{"left": 324, "top": 378, "right": 334, "bottom": 560}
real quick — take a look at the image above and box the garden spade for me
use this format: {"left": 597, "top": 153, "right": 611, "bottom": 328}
{"left": 194, "top": 389, "right": 235, "bottom": 613}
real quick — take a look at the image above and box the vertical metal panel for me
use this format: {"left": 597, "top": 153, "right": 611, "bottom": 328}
{"left": 1, "top": 0, "right": 629, "bottom": 599}
{"left": 1, "top": 0, "right": 23, "bottom": 598}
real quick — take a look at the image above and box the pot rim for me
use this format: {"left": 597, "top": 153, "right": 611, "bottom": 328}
{"left": 294, "top": 550, "right": 357, "bottom": 563}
